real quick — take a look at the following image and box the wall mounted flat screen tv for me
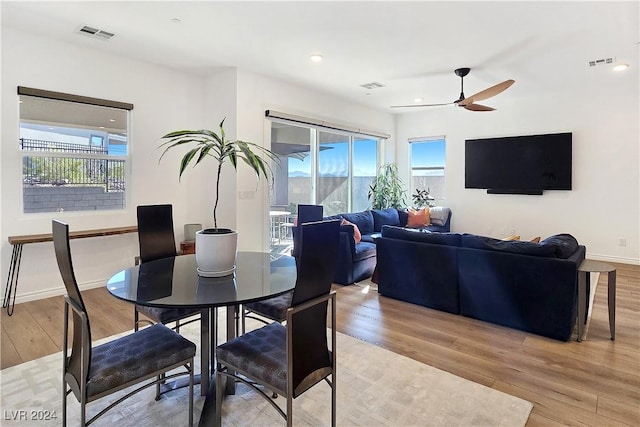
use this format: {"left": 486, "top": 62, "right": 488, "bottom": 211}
{"left": 465, "top": 132, "right": 572, "bottom": 195}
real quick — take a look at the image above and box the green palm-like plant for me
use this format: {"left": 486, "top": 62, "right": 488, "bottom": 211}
{"left": 159, "top": 118, "right": 279, "bottom": 230}
{"left": 368, "top": 163, "right": 407, "bottom": 209}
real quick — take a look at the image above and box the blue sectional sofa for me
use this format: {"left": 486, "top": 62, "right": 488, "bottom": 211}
{"left": 376, "top": 226, "right": 585, "bottom": 341}
{"left": 325, "top": 207, "right": 452, "bottom": 285}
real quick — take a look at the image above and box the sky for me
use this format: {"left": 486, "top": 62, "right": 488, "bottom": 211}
{"left": 289, "top": 137, "right": 446, "bottom": 177}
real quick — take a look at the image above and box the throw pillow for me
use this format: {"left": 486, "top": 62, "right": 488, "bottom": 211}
{"left": 407, "top": 208, "right": 430, "bottom": 228}
{"left": 530, "top": 236, "right": 541, "bottom": 243}
{"left": 341, "top": 218, "right": 362, "bottom": 244}
{"left": 502, "top": 235, "right": 521, "bottom": 241}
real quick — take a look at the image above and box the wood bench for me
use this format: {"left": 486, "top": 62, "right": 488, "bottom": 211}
{"left": 3, "top": 225, "right": 137, "bottom": 315}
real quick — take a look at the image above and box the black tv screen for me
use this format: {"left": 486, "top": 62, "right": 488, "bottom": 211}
{"left": 465, "top": 132, "right": 572, "bottom": 194}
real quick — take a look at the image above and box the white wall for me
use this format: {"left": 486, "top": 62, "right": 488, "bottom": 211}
{"left": 1, "top": 28, "right": 210, "bottom": 302}
{"left": 395, "top": 63, "right": 639, "bottom": 264}
{"left": 0, "top": 30, "right": 396, "bottom": 303}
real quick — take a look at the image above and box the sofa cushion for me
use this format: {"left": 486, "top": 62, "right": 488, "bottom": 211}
{"left": 397, "top": 209, "right": 409, "bottom": 227}
{"left": 429, "top": 207, "right": 451, "bottom": 226}
{"left": 340, "top": 210, "right": 374, "bottom": 235}
{"left": 341, "top": 218, "right": 362, "bottom": 244}
{"left": 407, "top": 208, "right": 431, "bottom": 228}
{"left": 371, "top": 208, "right": 400, "bottom": 232}
{"left": 539, "top": 233, "right": 579, "bottom": 259}
{"left": 360, "top": 232, "right": 381, "bottom": 243}
{"left": 382, "top": 225, "right": 461, "bottom": 247}
{"left": 353, "top": 241, "right": 376, "bottom": 262}
{"left": 461, "top": 234, "right": 557, "bottom": 257}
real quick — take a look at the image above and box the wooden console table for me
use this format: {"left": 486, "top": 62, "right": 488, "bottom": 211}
{"left": 3, "top": 225, "right": 137, "bottom": 316}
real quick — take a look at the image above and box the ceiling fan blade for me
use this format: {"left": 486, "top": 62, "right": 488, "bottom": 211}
{"left": 463, "top": 103, "right": 495, "bottom": 112}
{"left": 390, "top": 102, "right": 453, "bottom": 108}
{"left": 457, "top": 79, "right": 515, "bottom": 106}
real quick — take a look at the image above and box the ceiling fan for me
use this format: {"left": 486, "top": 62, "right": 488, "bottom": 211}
{"left": 391, "top": 68, "right": 515, "bottom": 111}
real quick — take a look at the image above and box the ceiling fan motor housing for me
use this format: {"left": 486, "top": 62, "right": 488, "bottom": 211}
{"left": 454, "top": 67, "right": 470, "bottom": 77}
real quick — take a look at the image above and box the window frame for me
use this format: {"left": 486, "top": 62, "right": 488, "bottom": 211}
{"left": 18, "top": 87, "right": 133, "bottom": 214}
{"left": 408, "top": 136, "right": 447, "bottom": 203}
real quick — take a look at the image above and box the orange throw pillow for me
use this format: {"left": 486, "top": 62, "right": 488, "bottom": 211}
{"left": 407, "top": 208, "right": 430, "bottom": 228}
{"left": 341, "top": 218, "right": 362, "bottom": 244}
{"left": 502, "top": 235, "right": 521, "bottom": 241}
{"left": 530, "top": 236, "right": 541, "bottom": 243}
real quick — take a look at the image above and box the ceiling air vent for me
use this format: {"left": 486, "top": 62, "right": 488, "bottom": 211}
{"left": 588, "top": 57, "right": 615, "bottom": 67}
{"left": 78, "top": 25, "right": 115, "bottom": 40}
{"left": 360, "top": 81, "right": 386, "bottom": 90}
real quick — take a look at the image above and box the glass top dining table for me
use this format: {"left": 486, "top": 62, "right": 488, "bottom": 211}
{"left": 106, "top": 251, "right": 297, "bottom": 425}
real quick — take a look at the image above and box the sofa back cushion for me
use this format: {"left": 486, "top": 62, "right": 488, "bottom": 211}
{"left": 397, "top": 209, "right": 409, "bottom": 227}
{"left": 429, "top": 207, "right": 451, "bottom": 226}
{"left": 539, "top": 234, "right": 579, "bottom": 259}
{"left": 371, "top": 208, "right": 400, "bottom": 232}
{"left": 460, "top": 234, "right": 557, "bottom": 258}
{"left": 381, "top": 225, "right": 461, "bottom": 247}
{"left": 340, "top": 210, "right": 374, "bottom": 235}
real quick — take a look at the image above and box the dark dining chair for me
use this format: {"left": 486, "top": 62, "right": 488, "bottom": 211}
{"left": 215, "top": 219, "right": 340, "bottom": 426}
{"left": 240, "top": 204, "right": 324, "bottom": 333}
{"left": 135, "top": 204, "right": 202, "bottom": 332}
{"left": 53, "top": 219, "right": 196, "bottom": 427}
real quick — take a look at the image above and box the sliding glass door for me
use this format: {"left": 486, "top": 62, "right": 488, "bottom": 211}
{"left": 268, "top": 119, "right": 380, "bottom": 256}
{"left": 317, "top": 131, "right": 348, "bottom": 216}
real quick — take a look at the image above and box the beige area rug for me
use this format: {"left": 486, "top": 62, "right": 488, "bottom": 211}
{"left": 0, "top": 310, "right": 532, "bottom": 427}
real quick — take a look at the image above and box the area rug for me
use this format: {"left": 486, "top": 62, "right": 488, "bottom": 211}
{"left": 0, "top": 311, "right": 533, "bottom": 426}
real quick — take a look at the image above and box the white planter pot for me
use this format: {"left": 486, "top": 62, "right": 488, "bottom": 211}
{"left": 195, "top": 229, "right": 238, "bottom": 277}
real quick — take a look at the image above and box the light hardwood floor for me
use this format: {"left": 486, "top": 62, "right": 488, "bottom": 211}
{"left": 2, "top": 262, "right": 638, "bottom": 426}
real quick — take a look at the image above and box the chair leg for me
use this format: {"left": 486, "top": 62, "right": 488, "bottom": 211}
{"left": 215, "top": 365, "right": 224, "bottom": 426}
{"left": 287, "top": 394, "right": 293, "bottom": 427}
{"left": 62, "top": 385, "right": 67, "bottom": 427}
{"left": 156, "top": 374, "right": 161, "bottom": 401}
{"left": 331, "top": 373, "right": 336, "bottom": 427}
{"left": 189, "top": 359, "right": 194, "bottom": 427}
{"left": 134, "top": 307, "right": 139, "bottom": 331}
{"left": 80, "top": 396, "right": 87, "bottom": 427}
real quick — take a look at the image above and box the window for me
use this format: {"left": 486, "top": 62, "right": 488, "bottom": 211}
{"left": 18, "top": 87, "right": 132, "bottom": 213}
{"left": 409, "top": 137, "right": 446, "bottom": 202}
{"left": 269, "top": 121, "right": 380, "bottom": 217}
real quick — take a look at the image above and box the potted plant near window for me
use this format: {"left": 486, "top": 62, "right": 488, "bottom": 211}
{"left": 159, "top": 118, "right": 278, "bottom": 277}
{"left": 368, "top": 163, "right": 407, "bottom": 209}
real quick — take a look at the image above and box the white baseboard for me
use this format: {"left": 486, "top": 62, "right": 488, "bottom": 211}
{"left": 586, "top": 254, "right": 640, "bottom": 265}
{"left": 11, "top": 279, "right": 107, "bottom": 306}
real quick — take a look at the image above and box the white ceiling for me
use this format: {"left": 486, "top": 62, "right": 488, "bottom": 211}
{"left": 2, "top": 1, "right": 638, "bottom": 113}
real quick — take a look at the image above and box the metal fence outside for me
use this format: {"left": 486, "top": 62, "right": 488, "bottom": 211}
{"left": 21, "top": 138, "right": 125, "bottom": 192}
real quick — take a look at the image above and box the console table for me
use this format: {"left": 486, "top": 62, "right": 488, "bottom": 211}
{"left": 3, "top": 225, "right": 137, "bottom": 315}
{"left": 577, "top": 259, "right": 616, "bottom": 341}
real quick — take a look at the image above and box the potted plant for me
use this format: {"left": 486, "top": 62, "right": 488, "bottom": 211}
{"left": 412, "top": 188, "right": 435, "bottom": 208}
{"left": 159, "top": 118, "right": 278, "bottom": 277}
{"left": 368, "top": 163, "right": 407, "bottom": 209}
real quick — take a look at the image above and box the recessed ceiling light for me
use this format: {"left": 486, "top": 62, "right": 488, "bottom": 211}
{"left": 310, "top": 55, "right": 323, "bottom": 63}
{"left": 414, "top": 98, "right": 423, "bottom": 103}
{"left": 613, "top": 64, "right": 629, "bottom": 72}
{"left": 109, "top": 119, "right": 116, "bottom": 122}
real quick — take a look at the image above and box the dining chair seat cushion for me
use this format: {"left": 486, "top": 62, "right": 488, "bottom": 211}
{"left": 87, "top": 324, "right": 196, "bottom": 398}
{"left": 243, "top": 291, "right": 293, "bottom": 322}
{"left": 136, "top": 305, "right": 201, "bottom": 325}
{"left": 217, "top": 322, "right": 288, "bottom": 393}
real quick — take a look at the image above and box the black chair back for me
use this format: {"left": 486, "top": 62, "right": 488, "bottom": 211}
{"left": 137, "top": 204, "right": 177, "bottom": 263}
{"left": 52, "top": 220, "right": 91, "bottom": 395}
{"left": 290, "top": 219, "right": 339, "bottom": 397}
{"left": 291, "top": 204, "right": 324, "bottom": 258}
